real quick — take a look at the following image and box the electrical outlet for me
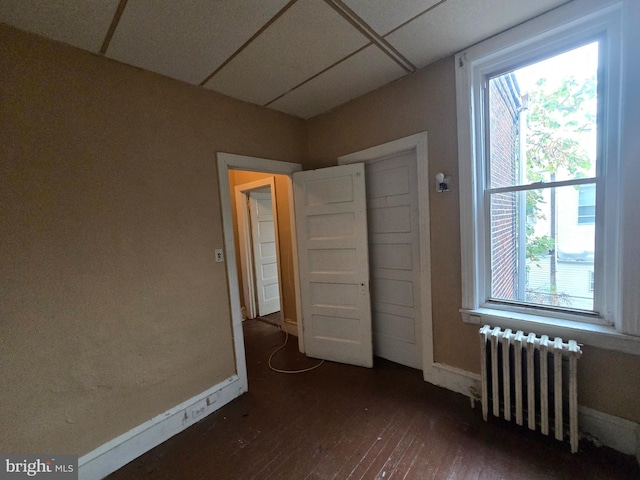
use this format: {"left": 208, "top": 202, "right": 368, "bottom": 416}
{"left": 192, "top": 405, "right": 206, "bottom": 420}
{"left": 215, "top": 248, "right": 224, "bottom": 263}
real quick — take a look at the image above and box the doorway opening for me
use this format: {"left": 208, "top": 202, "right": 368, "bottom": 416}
{"left": 217, "top": 133, "right": 434, "bottom": 391}
{"left": 217, "top": 153, "right": 304, "bottom": 390}
{"left": 234, "top": 178, "right": 281, "bottom": 320}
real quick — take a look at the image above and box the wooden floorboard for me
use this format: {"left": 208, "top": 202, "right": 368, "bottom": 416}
{"left": 108, "top": 319, "right": 640, "bottom": 480}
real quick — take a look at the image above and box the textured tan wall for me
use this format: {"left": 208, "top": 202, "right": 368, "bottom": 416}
{"left": 305, "top": 57, "right": 640, "bottom": 423}
{"left": 0, "top": 25, "right": 306, "bottom": 455}
{"left": 227, "top": 171, "right": 297, "bottom": 324}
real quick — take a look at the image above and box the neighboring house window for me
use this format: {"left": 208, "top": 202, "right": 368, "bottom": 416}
{"left": 578, "top": 184, "right": 596, "bottom": 225}
{"left": 454, "top": 0, "right": 636, "bottom": 343}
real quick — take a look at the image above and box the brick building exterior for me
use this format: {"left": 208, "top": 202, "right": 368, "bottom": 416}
{"left": 488, "top": 73, "right": 522, "bottom": 301}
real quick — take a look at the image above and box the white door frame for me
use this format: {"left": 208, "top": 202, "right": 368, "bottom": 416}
{"left": 217, "top": 153, "right": 304, "bottom": 390}
{"left": 235, "top": 177, "right": 282, "bottom": 320}
{"left": 338, "top": 132, "right": 440, "bottom": 383}
{"left": 340, "top": 132, "right": 480, "bottom": 394}
{"left": 219, "top": 141, "right": 477, "bottom": 396}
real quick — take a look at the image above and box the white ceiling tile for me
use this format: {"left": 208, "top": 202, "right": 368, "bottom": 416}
{"left": 0, "top": 0, "right": 575, "bottom": 118}
{"left": 269, "top": 45, "right": 407, "bottom": 119}
{"left": 106, "top": 0, "right": 290, "bottom": 85}
{"left": 0, "top": 0, "right": 120, "bottom": 52}
{"left": 386, "top": 0, "right": 568, "bottom": 69}
{"left": 343, "top": 0, "right": 441, "bottom": 35}
{"left": 204, "top": 0, "right": 370, "bottom": 106}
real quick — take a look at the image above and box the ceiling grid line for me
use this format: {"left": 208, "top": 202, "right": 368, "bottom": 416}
{"left": 99, "top": 0, "right": 128, "bottom": 55}
{"left": 0, "top": 0, "right": 572, "bottom": 119}
{"left": 198, "top": 0, "right": 298, "bottom": 87}
{"left": 383, "top": 0, "right": 449, "bottom": 38}
{"left": 325, "top": 0, "right": 416, "bottom": 73}
{"left": 264, "top": 43, "right": 372, "bottom": 107}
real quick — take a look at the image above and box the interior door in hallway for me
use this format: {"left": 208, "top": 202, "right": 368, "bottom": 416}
{"left": 365, "top": 151, "right": 422, "bottom": 369}
{"left": 248, "top": 188, "right": 280, "bottom": 316}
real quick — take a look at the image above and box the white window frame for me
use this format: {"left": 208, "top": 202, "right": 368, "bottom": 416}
{"left": 455, "top": 0, "right": 640, "bottom": 354}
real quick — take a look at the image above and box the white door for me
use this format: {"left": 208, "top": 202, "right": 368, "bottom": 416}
{"left": 249, "top": 188, "right": 280, "bottom": 316}
{"left": 365, "top": 152, "right": 422, "bottom": 369}
{"left": 293, "top": 163, "right": 373, "bottom": 368}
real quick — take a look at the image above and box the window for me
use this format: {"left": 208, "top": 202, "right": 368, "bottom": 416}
{"left": 486, "top": 42, "right": 598, "bottom": 312}
{"left": 578, "top": 184, "right": 596, "bottom": 225}
{"left": 454, "top": 0, "right": 640, "bottom": 347}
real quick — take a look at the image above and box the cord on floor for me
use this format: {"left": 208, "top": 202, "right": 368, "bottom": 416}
{"left": 268, "top": 323, "right": 324, "bottom": 374}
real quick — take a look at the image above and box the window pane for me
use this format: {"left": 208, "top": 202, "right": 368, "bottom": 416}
{"left": 488, "top": 42, "right": 599, "bottom": 188}
{"left": 489, "top": 184, "right": 595, "bottom": 311}
{"left": 577, "top": 184, "right": 596, "bottom": 224}
{"left": 489, "top": 191, "right": 522, "bottom": 301}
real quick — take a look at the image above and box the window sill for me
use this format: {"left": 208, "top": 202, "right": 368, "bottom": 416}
{"left": 461, "top": 307, "right": 640, "bottom": 355}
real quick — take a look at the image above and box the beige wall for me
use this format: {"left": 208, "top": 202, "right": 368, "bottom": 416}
{"left": 306, "top": 57, "right": 640, "bottom": 424}
{"left": 227, "top": 170, "right": 297, "bottom": 323}
{"left": 2, "top": 11, "right": 639, "bottom": 459}
{"left": 0, "top": 25, "right": 306, "bottom": 455}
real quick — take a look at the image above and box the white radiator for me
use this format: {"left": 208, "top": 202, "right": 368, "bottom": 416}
{"left": 479, "top": 325, "right": 582, "bottom": 453}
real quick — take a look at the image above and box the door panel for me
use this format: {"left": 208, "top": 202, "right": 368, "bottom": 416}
{"left": 293, "top": 163, "right": 373, "bottom": 367}
{"left": 249, "top": 189, "right": 280, "bottom": 316}
{"left": 366, "top": 151, "right": 422, "bottom": 369}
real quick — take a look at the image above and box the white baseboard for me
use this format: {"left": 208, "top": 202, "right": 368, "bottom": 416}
{"left": 78, "top": 374, "right": 246, "bottom": 480}
{"left": 424, "top": 362, "right": 481, "bottom": 399}
{"left": 579, "top": 405, "right": 640, "bottom": 460}
{"left": 425, "top": 363, "right": 640, "bottom": 462}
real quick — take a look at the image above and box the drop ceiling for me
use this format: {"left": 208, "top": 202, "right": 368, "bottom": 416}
{"left": 0, "top": 0, "right": 569, "bottom": 119}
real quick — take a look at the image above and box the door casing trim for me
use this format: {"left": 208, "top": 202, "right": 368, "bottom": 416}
{"left": 338, "top": 132, "right": 438, "bottom": 379}
{"left": 217, "top": 153, "right": 304, "bottom": 383}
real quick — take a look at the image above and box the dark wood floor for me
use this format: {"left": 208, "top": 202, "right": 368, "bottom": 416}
{"left": 109, "top": 319, "right": 639, "bottom": 479}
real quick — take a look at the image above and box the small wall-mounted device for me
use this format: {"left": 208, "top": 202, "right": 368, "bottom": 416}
{"left": 435, "top": 172, "right": 452, "bottom": 192}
